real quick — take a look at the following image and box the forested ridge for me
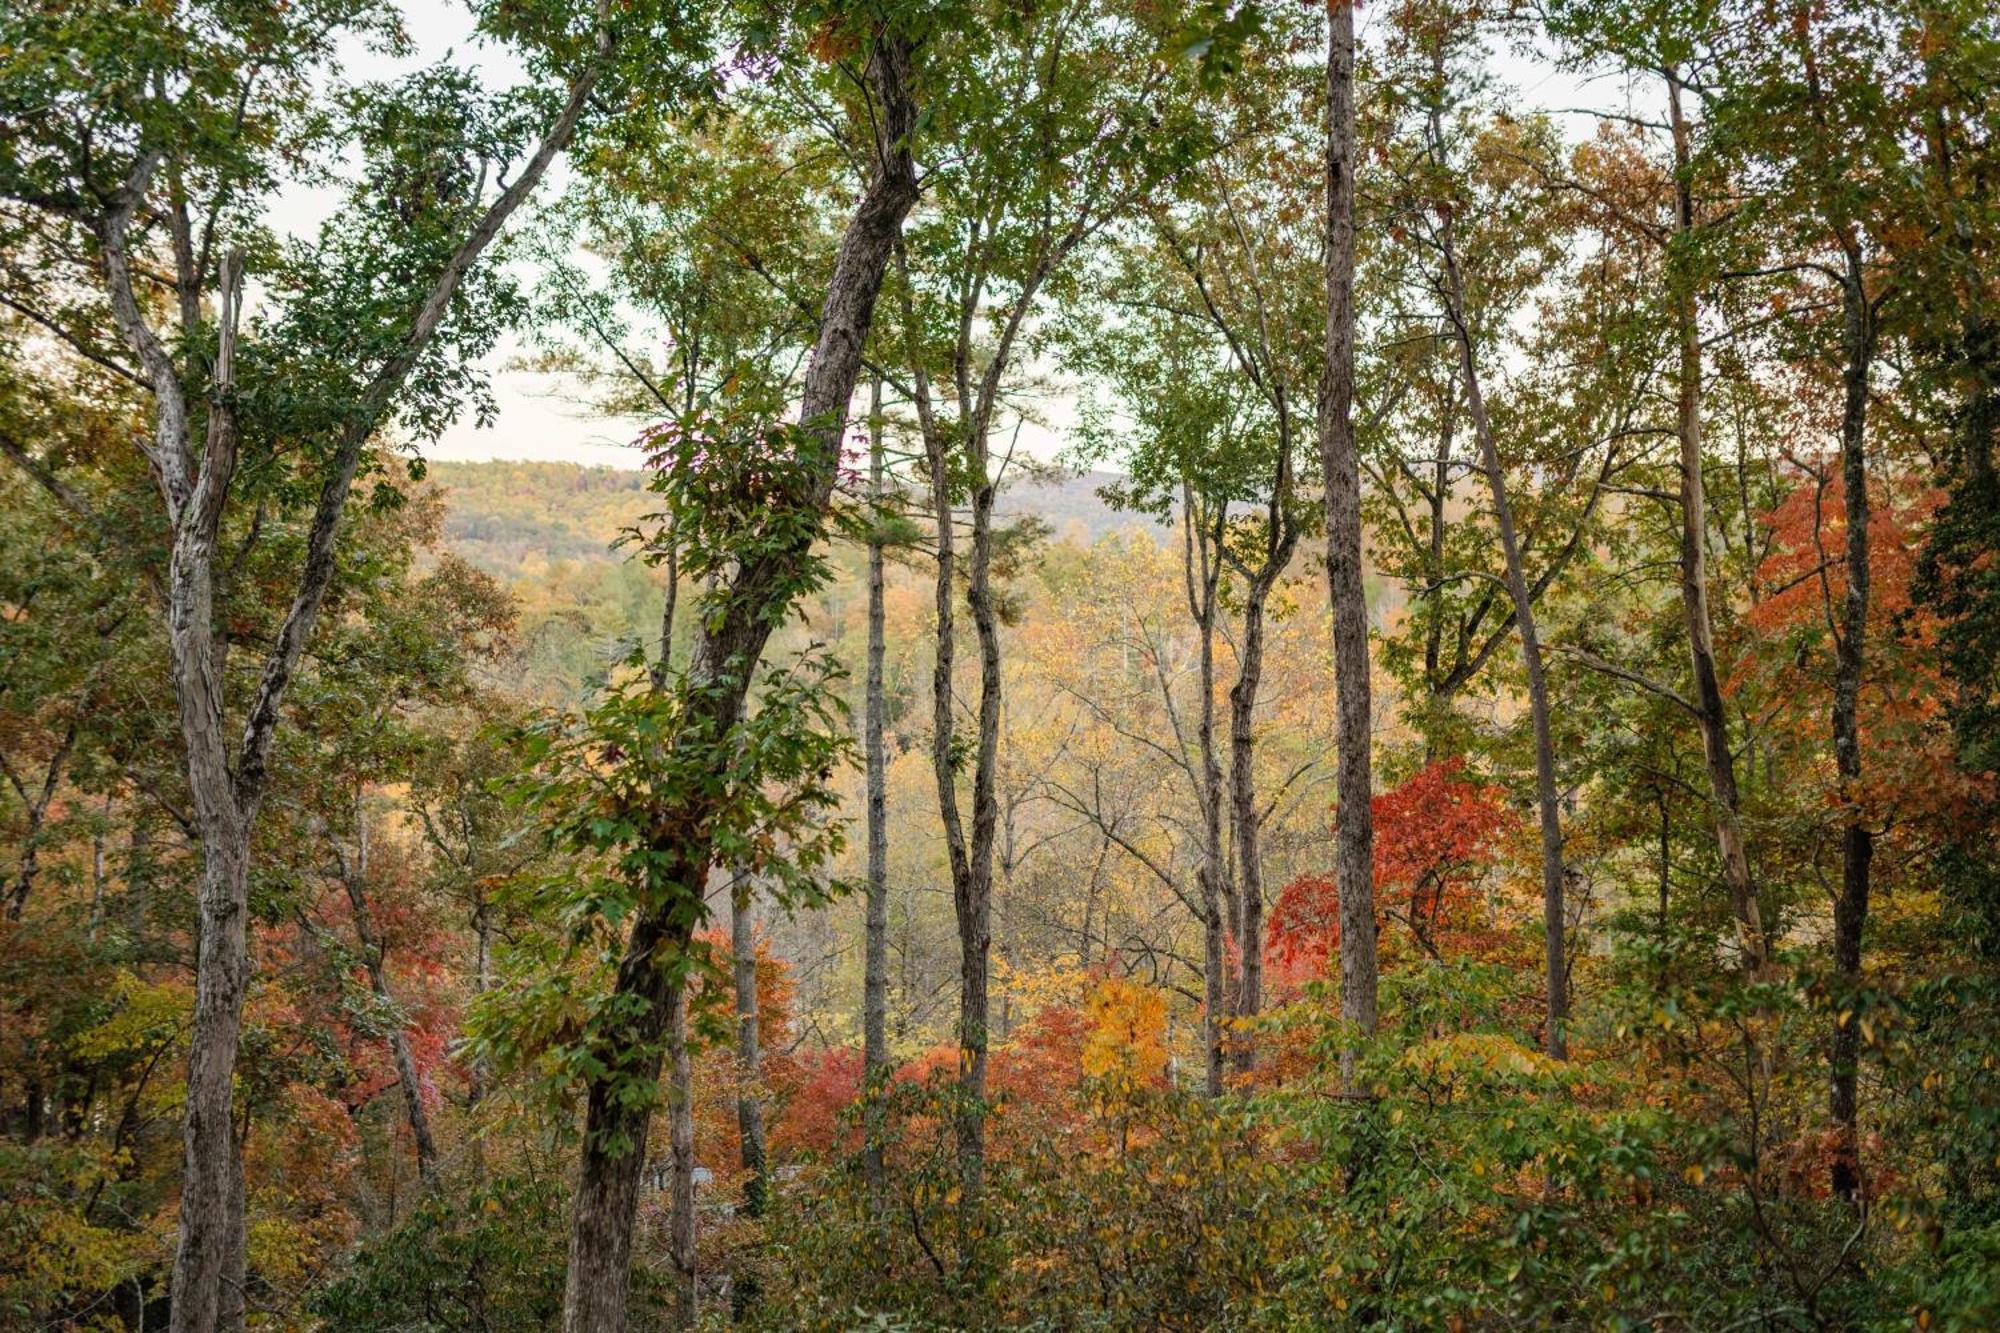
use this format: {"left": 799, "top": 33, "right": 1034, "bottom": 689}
{"left": 2, "top": 0, "right": 1998, "bottom": 1329}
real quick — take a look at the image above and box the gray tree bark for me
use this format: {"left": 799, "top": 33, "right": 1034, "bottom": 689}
{"left": 1438, "top": 218, "right": 1570, "bottom": 1061}
{"left": 1827, "top": 244, "right": 1876, "bottom": 1201}
{"left": 1228, "top": 451, "right": 1298, "bottom": 1062}
{"left": 862, "top": 377, "right": 891, "bottom": 1205}
{"left": 45, "top": 31, "right": 611, "bottom": 1328}
{"left": 1183, "top": 489, "right": 1229, "bottom": 1097}
{"left": 731, "top": 878, "right": 768, "bottom": 1217}
{"left": 1321, "top": 0, "right": 1377, "bottom": 1059}
{"left": 1666, "top": 70, "right": 1766, "bottom": 971}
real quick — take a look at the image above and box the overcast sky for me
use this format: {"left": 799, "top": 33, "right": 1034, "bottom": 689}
{"left": 323, "top": 2, "right": 1631, "bottom": 472}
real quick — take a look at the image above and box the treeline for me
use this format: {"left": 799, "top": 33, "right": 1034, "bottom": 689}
{"left": 2, "top": 0, "right": 1999, "bottom": 1329}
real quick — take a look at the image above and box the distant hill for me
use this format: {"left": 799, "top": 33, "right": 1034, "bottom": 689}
{"left": 427, "top": 459, "right": 1156, "bottom": 574}
{"left": 427, "top": 460, "right": 652, "bottom": 573}
{"left": 998, "top": 467, "right": 1162, "bottom": 545}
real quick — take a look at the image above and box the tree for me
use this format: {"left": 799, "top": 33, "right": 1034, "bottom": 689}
{"left": 1267, "top": 757, "right": 1518, "bottom": 969}
{"left": 1321, "top": 0, "right": 1378, "bottom": 1063}
{"left": 1063, "top": 105, "right": 1319, "bottom": 1077}
{"left": 1398, "top": 31, "right": 1574, "bottom": 1056}
{"left": 518, "top": 18, "right": 922, "bottom": 1327}
{"left": 1540, "top": 0, "right": 1770, "bottom": 970}
{"left": 0, "top": 2, "right": 632, "bottom": 1321}
{"left": 1710, "top": 0, "right": 1911, "bottom": 1197}
{"left": 886, "top": 0, "right": 1214, "bottom": 1207}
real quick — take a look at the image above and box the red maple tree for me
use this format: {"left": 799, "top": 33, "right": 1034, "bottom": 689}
{"left": 1266, "top": 758, "right": 1519, "bottom": 985}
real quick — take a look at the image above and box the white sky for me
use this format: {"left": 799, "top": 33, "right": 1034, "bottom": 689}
{"left": 307, "top": 3, "right": 1631, "bottom": 472}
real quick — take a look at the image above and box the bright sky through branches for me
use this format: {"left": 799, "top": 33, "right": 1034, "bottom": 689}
{"left": 309, "top": 1, "right": 1623, "bottom": 470}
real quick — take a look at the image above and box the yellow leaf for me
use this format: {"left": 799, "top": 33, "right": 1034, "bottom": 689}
{"left": 1079, "top": 975, "right": 1168, "bottom": 1098}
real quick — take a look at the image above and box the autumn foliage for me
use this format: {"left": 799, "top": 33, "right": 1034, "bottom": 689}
{"left": 1266, "top": 758, "right": 1520, "bottom": 988}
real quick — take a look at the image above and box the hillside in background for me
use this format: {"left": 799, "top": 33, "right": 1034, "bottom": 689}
{"left": 429, "top": 459, "right": 1153, "bottom": 577}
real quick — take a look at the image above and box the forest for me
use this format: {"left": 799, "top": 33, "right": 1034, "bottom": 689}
{"left": 1, "top": 0, "right": 1998, "bottom": 1328}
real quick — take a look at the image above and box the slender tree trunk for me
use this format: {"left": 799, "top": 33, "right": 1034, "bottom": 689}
{"left": 961, "top": 481, "right": 1001, "bottom": 1223}
{"left": 1230, "top": 449, "right": 1298, "bottom": 1069}
{"left": 1666, "top": 69, "right": 1765, "bottom": 971}
{"left": 917, "top": 335, "right": 1004, "bottom": 1225}
{"left": 666, "top": 974, "right": 697, "bottom": 1329}
{"left": 730, "top": 879, "right": 767, "bottom": 1217}
{"left": 1828, "top": 248, "right": 1876, "bottom": 1201}
{"left": 1227, "top": 594, "right": 1268, "bottom": 1060}
{"left": 5, "top": 725, "right": 75, "bottom": 920}
{"left": 558, "top": 35, "right": 918, "bottom": 1331}
{"left": 1184, "top": 493, "right": 1229, "bottom": 1097}
{"left": 468, "top": 890, "right": 494, "bottom": 1182}
{"left": 965, "top": 465, "right": 1002, "bottom": 1187}
{"left": 339, "top": 802, "right": 438, "bottom": 1181}
{"left": 1421, "top": 390, "right": 1454, "bottom": 713}
{"left": 926, "top": 422, "right": 967, "bottom": 1185}
{"left": 929, "top": 432, "right": 1001, "bottom": 1223}
{"left": 862, "top": 377, "right": 891, "bottom": 1207}
{"left": 1439, "top": 236, "right": 1569, "bottom": 1060}
{"left": 470, "top": 894, "right": 495, "bottom": 1110}
{"left": 1321, "top": 0, "right": 1377, "bottom": 1059}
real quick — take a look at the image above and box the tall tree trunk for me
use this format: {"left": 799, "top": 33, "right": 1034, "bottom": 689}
{"left": 1828, "top": 247, "right": 1876, "bottom": 1201}
{"left": 929, "top": 426, "right": 1002, "bottom": 1225}
{"left": 1227, "top": 563, "right": 1283, "bottom": 1062}
{"left": 174, "top": 821, "right": 251, "bottom": 1333}
{"left": 1230, "top": 439, "right": 1298, "bottom": 1068}
{"left": 78, "top": 38, "right": 611, "bottom": 1327}
{"left": 563, "top": 907, "right": 692, "bottom": 1333}
{"left": 558, "top": 34, "right": 918, "bottom": 1332}
{"left": 1439, "top": 232, "right": 1570, "bottom": 1061}
{"left": 1321, "top": 0, "right": 1377, "bottom": 1059}
{"left": 1185, "top": 491, "right": 1228, "bottom": 1097}
{"left": 163, "top": 253, "right": 252, "bottom": 1333}
{"left": 963, "top": 466, "right": 1003, "bottom": 1223}
{"left": 1666, "top": 69, "right": 1765, "bottom": 971}
{"left": 730, "top": 878, "right": 767, "bottom": 1217}
{"left": 862, "top": 376, "right": 891, "bottom": 1207}
{"left": 1421, "top": 388, "right": 1454, "bottom": 716}
{"left": 468, "top": 889, "right": 494, "bottom": 1181}
{"left": 338, "top": 797, "right": 438, "bottom": 1182}
{"left": 470, "top": 893, "right": 495, "bottom": 1110}
{"left": 666, "top": 975, "right": 697, "bottom": 1329}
